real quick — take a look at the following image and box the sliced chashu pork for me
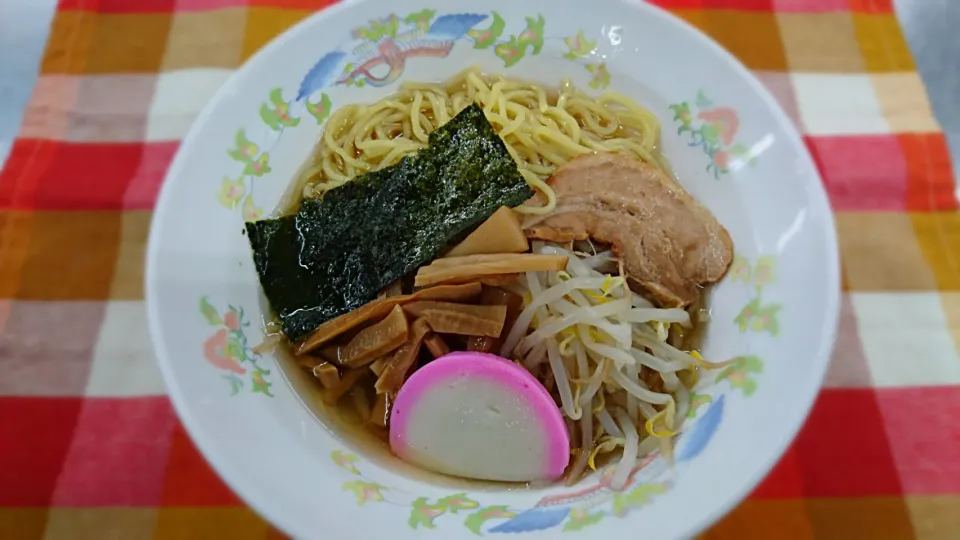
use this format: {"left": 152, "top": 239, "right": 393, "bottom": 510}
{"left": 525, "top": 153, "right": 733, "bottom": 307}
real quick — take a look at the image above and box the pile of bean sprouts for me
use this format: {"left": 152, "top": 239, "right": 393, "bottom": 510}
{"left": 500, "top": 243, "right": 730, "bottom": 489}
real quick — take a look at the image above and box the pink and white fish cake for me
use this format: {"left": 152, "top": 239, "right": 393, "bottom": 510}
{"left": 390, "top": 351, "right": 569, "bottom": 482}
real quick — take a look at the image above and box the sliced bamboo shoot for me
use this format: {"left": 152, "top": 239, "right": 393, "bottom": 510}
{"left": 445, "top": 206, "right": 528, "bottom": 258}
{"left": 415, "top": 254, "right": 568, "bottom": 287}
{"left": 296, "top": 282, "right": 481, "bottom": 355}
{"left": 339, "top": 305, "right": 409, "bottom": 368}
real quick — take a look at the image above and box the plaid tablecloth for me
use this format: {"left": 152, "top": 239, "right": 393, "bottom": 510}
{"left": 1, "top": 0, "right": 958, "bottom": 538}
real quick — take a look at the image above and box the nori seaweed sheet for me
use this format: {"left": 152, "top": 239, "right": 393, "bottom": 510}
{"left": 246, "top": 104, "right": 534, "bottom": 341}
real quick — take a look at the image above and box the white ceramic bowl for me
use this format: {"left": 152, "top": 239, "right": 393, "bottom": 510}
{"left": 146, "top": 0, "right": 840, "bottom": 537}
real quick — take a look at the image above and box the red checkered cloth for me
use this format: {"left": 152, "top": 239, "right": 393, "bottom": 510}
{"left": 1, "top": 0, "right": 958, "bottom": 538}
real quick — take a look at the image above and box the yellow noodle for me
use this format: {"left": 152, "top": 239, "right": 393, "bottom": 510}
{"left": 467, "top": 71, "right": 490, "bottom": 95}
{"left": 425, "top": 92, "right": 449, "bottom": 125}
{"left": 291, "top": 67, "right": 666, "bottom": 214}
{"left": 545, "top": 107, "right": 581, "bottom": 143}
{"left": 536, "top": 86, "right": 549, "bottom": 113}
{"left": 499, "top": 108, "right": 526, "bottom": 138}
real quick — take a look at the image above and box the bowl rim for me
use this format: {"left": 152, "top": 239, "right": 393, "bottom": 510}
{"left": 145, "top": 0, "right": 841, "bottom": 537}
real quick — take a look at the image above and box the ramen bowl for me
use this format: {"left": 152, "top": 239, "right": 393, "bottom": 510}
{"left": 146, "top": 0, "right": 839, "bottom": 537}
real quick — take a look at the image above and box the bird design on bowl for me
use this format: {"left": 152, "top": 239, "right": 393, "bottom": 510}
{"left": 297, "top": 13, "right": 489, "bottom": 99}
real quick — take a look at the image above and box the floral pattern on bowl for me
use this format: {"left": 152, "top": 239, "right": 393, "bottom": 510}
{"left": 670, "top": 91, "right": 759, "bottom": 178}
{"left": 199, "top": 297, "right": 275, "bottom": 397}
